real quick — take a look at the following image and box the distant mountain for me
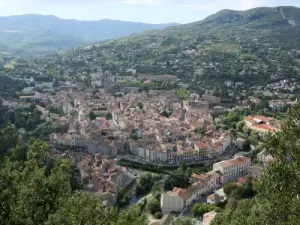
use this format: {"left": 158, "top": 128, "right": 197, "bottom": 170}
{"left": 0, "top": 14, "right": 177, "bottom": 55}
{"left": 3, "top": 6, "right": 300, "bottom": 88}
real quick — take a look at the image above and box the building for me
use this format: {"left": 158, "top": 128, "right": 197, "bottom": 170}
{"left": 191, "top": 171, "right": 221, "bottom": 192}
{"left": 213, "top": 156, "right": 251, "bottom": 185}
{"left": 185, "top": 182, "right": 207, "bottom": 206}
{"left": 63, "top": 103, "right": 73, "bottom": 114}
{"left": 207, "top": 193, "right": 223, "bottom": 204}
{"left": 161, "top": 188, "right": 186, "bottom": 213}
{"left": 244, "top": 115, "right": 280, "bottom": 133}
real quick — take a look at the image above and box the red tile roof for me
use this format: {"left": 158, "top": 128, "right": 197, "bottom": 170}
{"left": 171, "top": 187, "right": 187, "bottom": 198}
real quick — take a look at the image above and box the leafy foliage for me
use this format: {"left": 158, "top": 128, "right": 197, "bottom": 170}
{"left": 212, "top": 102, "right": 300, "bottom": 225}
{"left": 147, "top": 198, "right": 161, "bottom": 215}
{"left": 136, "top": 173, "right": 161, "bottom": 197}
{"left": 164, "top": 165, "right": 191, "bottom": 190}
{"left": 192, "top": 203, "right": 219, "bottom": 217}
{"left": 176, "top": 88, "right": 189, "bottom": 100}
{"left": 0, "top": 139, "right": 148, "bottom": 225}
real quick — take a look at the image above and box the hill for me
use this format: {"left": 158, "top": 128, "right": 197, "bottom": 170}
{"left": 2, "top": 6, "right": 300, "bottom": 88}
{"left": 0, "top": 14, "right": 176, "bottom": 55}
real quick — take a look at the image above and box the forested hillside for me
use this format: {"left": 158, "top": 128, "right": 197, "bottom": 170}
{"left": 3, "top": 6, "right": 299, "bottom": 89}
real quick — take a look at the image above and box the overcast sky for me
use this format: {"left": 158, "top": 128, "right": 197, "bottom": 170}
{"left": 0, "top": 0, "right": 299, "bottom": 24}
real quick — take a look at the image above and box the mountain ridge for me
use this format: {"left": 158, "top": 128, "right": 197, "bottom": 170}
{"left": 0, "top": 14, "right": 177, "bottom": 55}
{"left": 2, "top": 6, "right": 300, "bottom": 89}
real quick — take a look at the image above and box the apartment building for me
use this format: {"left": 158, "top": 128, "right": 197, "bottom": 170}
{"left": 213, "top": 156, "right": 251, "bottom": 185}
{"left": 161, "top": 188, "right": 186, "bottom": 213}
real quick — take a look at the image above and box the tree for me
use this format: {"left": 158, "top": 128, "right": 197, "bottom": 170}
{"left": 236, "top": 121, "right": 244, "bottom": 133}
{"left": 137, "top": 102, "right": 144, "bottom": 109}
{"left": 226, "top": 112, "right": 240, "bottom": 123}
{"left": 0, "top": 127, "right": 18, "bottom": 158}
{"left": 14, "top": 110, "right": 26, "bottom": 128}
{"left": 154, "top": 212, "right": 163, "bottom": 219}
{"left": 242, "top": 139, "right": 251, "bottom": 152}
{"left": 164, "top": 172, "right": 190, "bottom": 190}
{"left": 152, "top": 183, "right": 161, "bottom": 194}
{"left": 212, "top": 102, "right": 300, "bottom": 225}
{"left": 242, "top": 176, "right": 255, "bottom": 198}
{"left": 192, "top": 203, "right": 216, "bottom": 217}
{"left": 0, "top": 140, "right": 148, "bottom": 225}
{"left": 223, "top": 183, "right": 238, "bottom": 197}
{"left": 176, "top": 88, "right": 189, "bottom": 100}
{"left": 89, "top": 111, "right": 97, "bottom": 120}
{"left": 249, "top": 130, "right": 260, "bottom": 145}
{"left": 242, "top": 126, "right": 250, "bottom": 135}
{"left": 147, "top": 198, "right": 161, "bottom": 215}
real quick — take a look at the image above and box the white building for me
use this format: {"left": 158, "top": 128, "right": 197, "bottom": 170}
{"left": 213, "top": 156, "right": 251, "bottom": 185}
{"left": 63, "top": 103, "right": 73, "bottom": 114}
{"left": 161, "top": 188, "right": 186, "bottom": 213}
{"left": 185, "top": 182, "right": 207, "bottom": 206}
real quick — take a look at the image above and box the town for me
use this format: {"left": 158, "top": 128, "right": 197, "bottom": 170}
{"left": 0, "top": 71, "right": 287, "bottom": 225}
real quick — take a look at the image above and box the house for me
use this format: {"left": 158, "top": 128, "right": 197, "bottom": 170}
{"left": 207, "top": 193, "right": 223, "bottom": 204}
{"left": 161, "top": 188, "right": 186, "bottom": 213}
{"left": 203, "top": 211, "right": 217, "bottom": 225}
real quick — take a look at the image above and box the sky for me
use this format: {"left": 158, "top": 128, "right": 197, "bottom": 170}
{"left": 0, "top": 0, "right": 299, "bottom": 24}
